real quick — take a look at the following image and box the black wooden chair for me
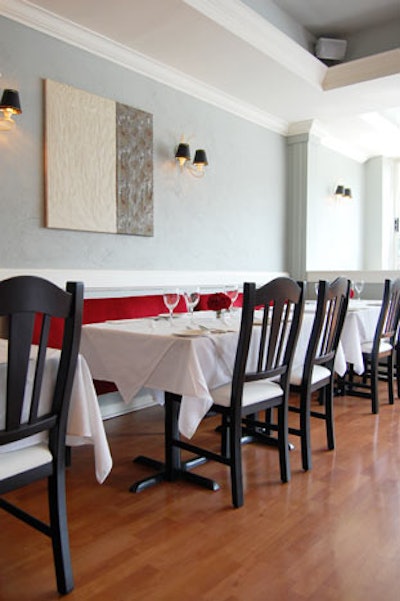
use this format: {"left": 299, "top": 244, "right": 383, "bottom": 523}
{"left": 165, "top": 277, "right": 304, "bottom": 508}
{"left": 345, "top": 278, "right": 400, "bottom": 413}
{"left": 0, "top": 276, "right": 83, "bottom": 595}
{"left": 288, "top": 278, "right": 350, "bottom": 471}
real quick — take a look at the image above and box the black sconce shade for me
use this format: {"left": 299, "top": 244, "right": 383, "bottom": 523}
{"left": 0, "top": 89, "right": 22, "bottom": 114}
{"left": 175, "top": 142, "right": 191, "bottom": 162}
{"left": 193, "top": 149, "right": 208, "bottom": 167}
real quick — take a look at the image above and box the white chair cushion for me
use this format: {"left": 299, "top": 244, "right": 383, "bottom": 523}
{"left": 0, "top": 442, "right": 52, "bottom": 481}
{"left": 361, "top": 340, "right": 392, "bottom": 354}
{"left": 211, "top": 379, "right": 283, "bottom": 408}
{"left": 290, "top": 364, "right": 331, "bottom": 386}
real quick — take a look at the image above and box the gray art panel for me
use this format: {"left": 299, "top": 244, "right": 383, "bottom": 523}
{"left": 116, "top": 103, "right": 154, "bottom": 236}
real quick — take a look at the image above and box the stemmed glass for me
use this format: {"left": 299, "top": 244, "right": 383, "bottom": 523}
{"left": 163, "top": 289, "right": 180, "bottom": 322}
{"left": 183, "top": 287, "right": 200, "bottom": 323}
{"left": 354, "top": 280, "right": 364, "bottom": 301}
{"left": 224, "top": 283, "right": 239, "bottom": 311}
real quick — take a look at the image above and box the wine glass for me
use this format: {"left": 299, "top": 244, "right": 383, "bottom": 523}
{"left": 183, "top": 287, "right": 200, "bottom": 322}
{"left": 224, "top": 283, "right": 239, "bottom": 311}
{"left": 163, "top": 289, "right": 180, "bottom": 322}
{"left": 354, "top": 280, "right": 364, "bottom": 301}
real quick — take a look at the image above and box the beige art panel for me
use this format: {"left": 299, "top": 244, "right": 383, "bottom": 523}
{"left": 45, "top": 79, "right": 117, "bottom": 233}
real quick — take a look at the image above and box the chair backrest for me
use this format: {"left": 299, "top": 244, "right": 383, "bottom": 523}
{"left": 231, "top": 277, "right": 304, "bottom": 406}
{"left": 0, "top": 276, "right": 83, "bottom": 453}
{"left": 302, "top": 277, "right": 350, "bottom": 380}
{"left": 373, "top": 278, "right": 400, "bottom": 352}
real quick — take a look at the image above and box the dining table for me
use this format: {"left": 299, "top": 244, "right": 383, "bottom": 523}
{"left": 80, "top": 300, "right": 381, "bottom": 492}
{"left": 0, "top": 339, "right": 112, "bottom": 484}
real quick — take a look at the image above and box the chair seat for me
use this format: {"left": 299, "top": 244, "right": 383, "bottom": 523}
{"left": 0, "top": 442, "right": 52, "bottom": 481}
{"left": 211, "top": 379, "right": 283, "bottom": 408}
{"left": 290, "top": 364, "right": 331, "bottom": 387}
{"left": 361, "top": 340, "right": 392, "bottom": 355}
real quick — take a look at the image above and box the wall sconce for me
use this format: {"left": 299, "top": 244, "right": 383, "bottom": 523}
{"left": 334, "top": 184, "right": 352, "bottom": 199}
{"left": 0, "top": 89, "right": 22, "bottom": 131}
{"left": 175, "top": 142, "right": 208, "bottom": 177}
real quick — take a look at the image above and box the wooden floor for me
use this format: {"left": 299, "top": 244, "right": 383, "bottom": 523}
{"left": 2, "top": 385, "right": 400, "bottom": 601}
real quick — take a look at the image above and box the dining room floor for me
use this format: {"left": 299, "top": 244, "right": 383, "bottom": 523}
{"left": 1, "top": 383, "right": 400, "bottom": 601}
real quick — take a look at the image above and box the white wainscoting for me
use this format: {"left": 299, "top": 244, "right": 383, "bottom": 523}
{"left": 0, "top": 269, "right": 288, "bottom": 298}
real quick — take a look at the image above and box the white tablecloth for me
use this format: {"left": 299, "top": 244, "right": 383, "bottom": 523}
{"left": 0, "top": 340, "right": 112, "bottom": 483}
{"left": 81, "top": 314, "right": 239, "bottom": 439}
{"left": 80, "top": 303, "right": 381, "bottom": 440}
{"left": 339, "top": 300, "right": 382, "bottom": 374}
{"left": 300, "top": 300, "right": 381, "bottom": 376}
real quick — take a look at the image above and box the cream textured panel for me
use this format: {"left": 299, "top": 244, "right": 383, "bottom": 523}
{"left": 45, "top": 79, "right": 116, "bottom": 233}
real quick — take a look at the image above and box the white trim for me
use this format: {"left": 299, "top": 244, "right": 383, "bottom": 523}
{"left": 0, "top": 0, "right": 287, "bottom": 134}
{"left": 1, "top": 1, "right": 376, "bottom": 159}
{"left": 287, "top": 120, "right": 367, "bottom": 163}
{"left": 184, "top": 0, "right": 326, "bottom": 87}
{"left": 0, "top": 269, "right": 288, "bottom": 297}
{"left": 99, "top": 390, "right": 157, "bottom": 420}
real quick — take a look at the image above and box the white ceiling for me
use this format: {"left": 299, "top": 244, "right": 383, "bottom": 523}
{"left": 1, "top": 0, "right": 399, "bottom": 161}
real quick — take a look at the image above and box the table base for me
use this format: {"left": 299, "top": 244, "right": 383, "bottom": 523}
{"left": 129, "top": 454, "right": 220, "bottom": 493}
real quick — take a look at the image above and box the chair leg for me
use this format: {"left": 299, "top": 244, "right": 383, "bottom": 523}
{"left": 221, "top": 414, "right": 230, "bottom": 457}
{"left": 324, "top": 383, "right": 335, "bottom": 450}
{"left": 387, "top": 355, "right": 394, "bottom": 405}
{"left": 277, "top": 403, "right": 290, "bottom": 482}
{"left": 370, "top": 362, "right": 379, "bottom": 414}
{"left": 347, "top": 363, "right": 354, "bottom": 394}
{"left": 230, "top": 416, "right": 243, "bottom": 508}
{"left": 48, "top": 469, "right": 74, "bottom": 595}
{"left": 396, "top": 346, "right": 400, "bottom": 398}
{"left": 299, "top": 389, "right": 312, "bottom": 472}
{"left": 264, "top": 408, "right": 273, "bottom": 435}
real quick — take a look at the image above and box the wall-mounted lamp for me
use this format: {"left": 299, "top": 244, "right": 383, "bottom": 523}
{"left": 175, "top": 142, "right": 208, "bottom": 177}
{"left": 0, "top": 89, "right": 22, "bottom": 131}
{"left": 334, "top": 184, "right": 352, "bottom": 199}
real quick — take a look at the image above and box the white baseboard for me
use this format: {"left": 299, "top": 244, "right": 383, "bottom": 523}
{"left": 99, "top": 389, "right": 157, "bottom": 420}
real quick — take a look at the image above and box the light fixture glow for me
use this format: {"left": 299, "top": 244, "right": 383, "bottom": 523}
{"left": 0, "top": 89, "right": 22, "bottom": 132}
{"left": 175, "top": 140, "right": 209, "bottom": 177}
{"left": 334, "top": 184, "right": 352, "bottom": 199}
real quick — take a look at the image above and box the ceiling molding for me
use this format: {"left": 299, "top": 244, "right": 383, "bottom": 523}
{"left": 287, "top": 120, "right": 367, "bottom": 163}
{"left": 0, "top": 0, "right": 287, "bottom": 133}
{"left": 1, "top": 0, "right": 391, "bottom": 161}
{"left": 183, "top": 0, "right": 326, "bottom": 88}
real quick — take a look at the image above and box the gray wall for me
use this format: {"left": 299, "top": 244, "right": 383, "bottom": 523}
{"left": 286, "top": 133, "right": 364, "bottom": 279}
{"left": 0, "top": 16, "right": 287, "bottom": 272}
{"left": 307, "top": 143, "right": 364, "bottom": 270}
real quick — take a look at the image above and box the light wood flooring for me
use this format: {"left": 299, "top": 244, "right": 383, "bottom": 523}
{"left": 1, "top": 385, "right": 400, "bottom": 601}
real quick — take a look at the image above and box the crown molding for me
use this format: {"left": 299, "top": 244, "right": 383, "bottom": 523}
{"left": 0, "top": 0, "right": 287, "bottom": 133}
{"left": 184, "top": 0, "right": 326, "bottom": 88}
{"left": 287, "top": 120, "right": 367, "bottom": 163}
